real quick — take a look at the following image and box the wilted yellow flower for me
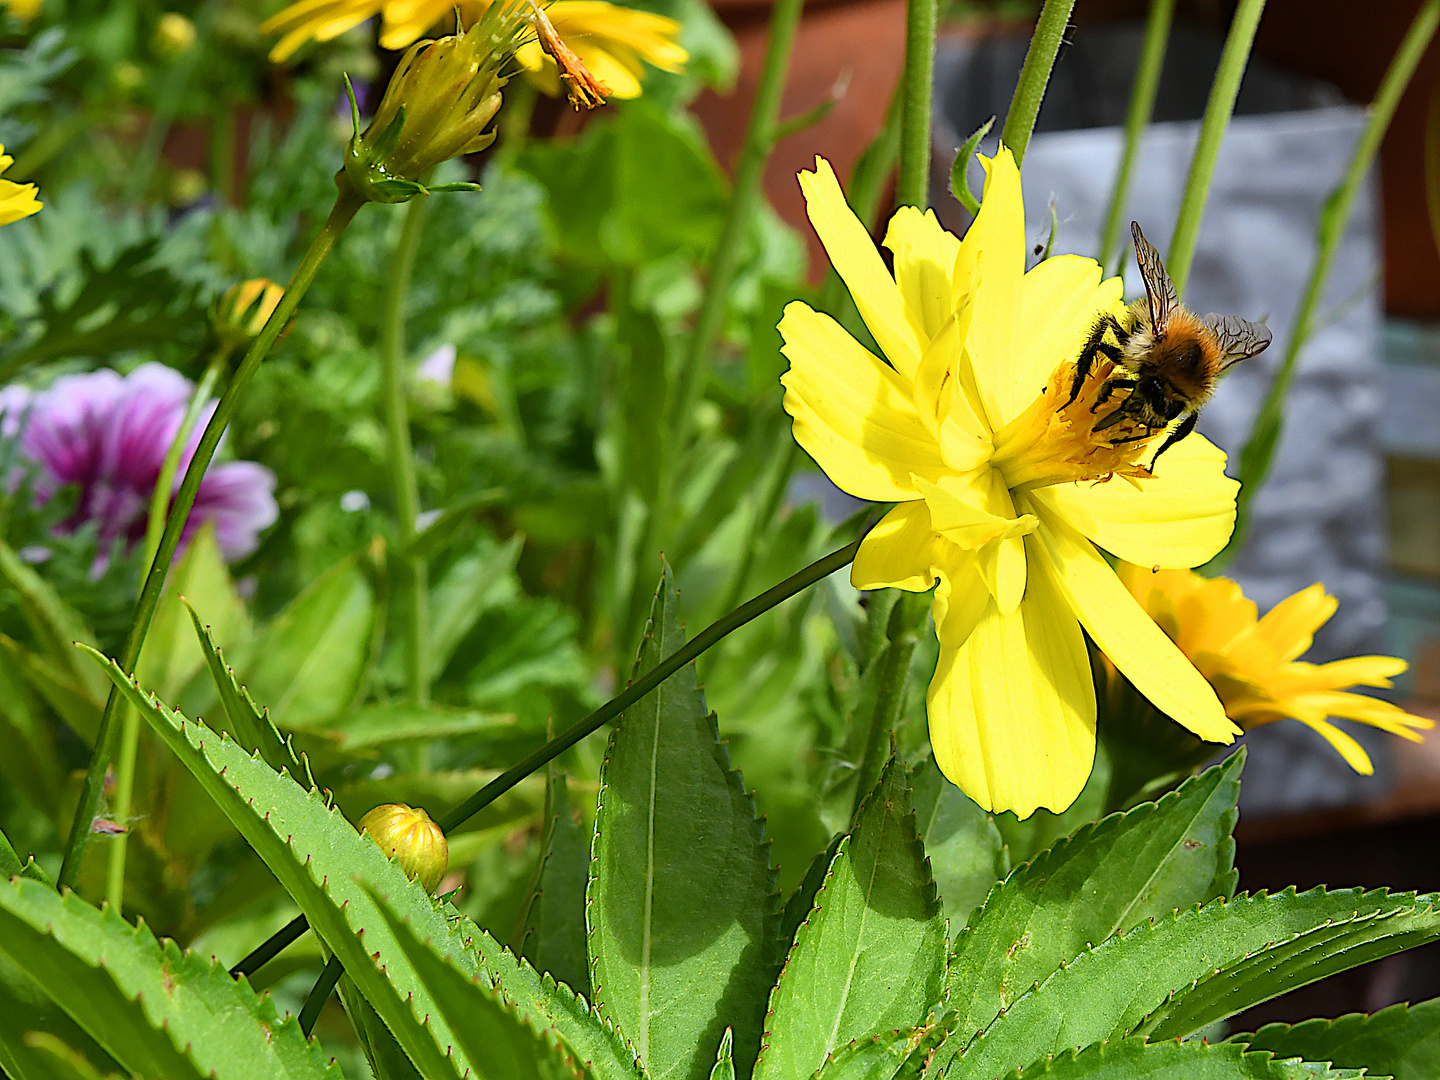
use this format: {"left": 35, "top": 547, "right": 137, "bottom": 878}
{"left": 0, "top": 146, "right": 41, "bottom": 227}
{"left": 1120, "top": 564, "right": 1433, "bottom": 774}
{"left": 262, "top": 0, "right": 684, "bottom": 101}
{"left": 358, "top": 803, "right": 449, "bottom": 892}
{"left": 212, "top": 278, "right": 286, "bottom": 349}
{"left": 780, "top": 148, "right": 1240, "bottom": 817}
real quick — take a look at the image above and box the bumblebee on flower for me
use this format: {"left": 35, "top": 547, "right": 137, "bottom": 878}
{"left": 780, "top": 147, "right": 1243, "bottom": 818}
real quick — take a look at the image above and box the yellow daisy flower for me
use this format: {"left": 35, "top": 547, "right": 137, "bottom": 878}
{"left": 1120, "top": 564, "right": 1434, "bottom": 774}
{"left": 0, "top": 146, "right": 41, "bottom": 227}
{"left": 261, "top": 0, "right": 685, "bottom": 101}
{"left": 779, "top": 147, "right": 1241, "bottom": 818}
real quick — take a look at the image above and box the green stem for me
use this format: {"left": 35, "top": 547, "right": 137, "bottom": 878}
{"left": 299, "top": 956, "right": 344, "bottom": 1036}
{"left": 667, "top": 0, "right": 803, "bottom": 457}
{"left": 381, "top": 198, "right": 432, "bottom": 710}
{"left": 999, "top": 0, "right": 1077, "bottom": 167}
{"left": 105, "top": 344, "right": 231, "bottom": 911}
{"left": 897, "top": 0, "right": 938, "bottom": 208}
{"left": 849, "top": 590, "right": 925, "bottom": 820}
{"left": 58, "top": 189, "right": 365, "bottom": 892}
{"left": 1164, "top": 0, "right": 1266, "bottom": 298}
{"left": 230, "top": 533, "right": 865, "bottom": 977}
{"left": 1097, "top": 0, "right": 1175, "bottom": 275}
{"left": 1219, "top": 0, "right": 1440, "bottom": 565}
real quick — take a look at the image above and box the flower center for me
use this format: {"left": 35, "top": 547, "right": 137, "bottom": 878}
{"left": 989, "top": 358, "right": 1157, "bottom": 492}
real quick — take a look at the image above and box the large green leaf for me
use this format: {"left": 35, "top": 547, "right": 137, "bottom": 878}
{"left": 1234, "top": 1000, "right": 1440, "bottom": 1080}
{"left": 369, "top": 886, "right": 595, "bottom": 1079}
{"left": 755, "top": 759, "right": 945, "bottom": 1080}
{"left": 88, "top": 648, "right": 641, "bottom": 1080}
{"left": 520, "top": 767, "right": 591, "bottom": 997}
{"left": 235, "top": 555, "right": 375, "bottom": 729}
{"left": 588, "top": 565, "right": 779, "bottom": 1080}
{"left": 944, "top": 752, "right": 1243, "bottom": 1041}
{"left": 948, "top": 887, "right": 1440, "bottom": 1079}
{"left": 812, "top": 1026, "right": 945, "bottom": 1080}
{"left": 0, "top": 877, "right": 336, "bottom": 1080}
{"left": 1000, "top": 1037, "right": 1361, "bottom": 1079}
{"left": 909, "top": 757, "right": 1004, "bottom": 929}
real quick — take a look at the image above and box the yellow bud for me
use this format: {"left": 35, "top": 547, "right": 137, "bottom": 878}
{"left": 211, "top": 278, "right": 285, "bottom": 349}
{"left": 153, "top": 13, "right": 197, "bottom": 61}
{"left": 358, "top": 804, "right": 449, "bottom": 894}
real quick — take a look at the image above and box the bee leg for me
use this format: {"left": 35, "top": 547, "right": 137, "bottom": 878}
{"left": 1148, "top": 411, "right": 1199, "bottom": 469}
{"left": 1091, "top": 375, "right": 1135, "bottom": 412}
{"left": 1064, "top": 314, "right": 1127, "bottom": 407}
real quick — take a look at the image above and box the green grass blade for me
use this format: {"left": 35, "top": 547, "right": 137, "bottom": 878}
{"left": 0, "top": 877, "right": 336, "bottom": 1080}
{"left": 1233, "top": 999, "right": 1440, "bottom": 1080}
{"left": 588, "top": 563, "right": 780, "bottom": 1080}
{"left": 755, "top": 758, "right": 945, "bottom": 1080}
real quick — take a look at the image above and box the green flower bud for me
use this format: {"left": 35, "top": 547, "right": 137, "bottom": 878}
{"left": 210, "top": 278, "right": 285, "bottom": 349}
{"left": 358, "top": 803, "right": 449, "bottom": 894}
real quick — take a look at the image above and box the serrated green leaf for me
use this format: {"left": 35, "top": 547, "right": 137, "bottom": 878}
{"left": 87, "top": 648, "right": 640, "bottom": 1080}
{"left": 184, "top": 600, "right": 304, "bottom": 778}
{"left": 950, "top": 887, "right": 1440, "bottom": 1079}
{"left": 589, "top": 564, "right": 779, "bottom": 1080}
{"left": 944, "top": 752, "right": 1243, "bottom": 1045}
{"left": 1234, "top": 1000, "right": 1440, "bottom": 1080}
{"left": 778, "top": 834, "right": 842, "bottom": 955}
{"left": 910, "top": 756, "right": 1004, "bottom": 929}
{"left": 0, "top": 824, "right": 47, "bottom": 884}
{"left": 814, "top": 1025, "right": 946, "bottom": 1080}
{"left": 521, "top": 768, "right": 591, "bottom": 997}
{"left": 234, "top": 555, "right": 374, "bottom": 729}
{"left": 710, "top": 1030, "right": 735, "bottom": 1080}
{"left": 755, "top": 759, "right": 945, "bottom": 1080}
{"left": 1007, "top": 1037, "right": 1359, "bottom": 1079}
{"left": 369, "top": 884, "right": 595, "bottom": 1079}
{"left": 0, "top": 538, "right": 106, "bottom": 701}
{"left": 336, "top": 975, "right": 427, "bottom": 1080}
{"left": 0, "top": 944, "right": 120, "bottom": 1080}
{"left": 137, "top": 523, "right": 249, "bottom": 703}
{"left": 0, "top": 877, "right": 337, "bottom": 1080}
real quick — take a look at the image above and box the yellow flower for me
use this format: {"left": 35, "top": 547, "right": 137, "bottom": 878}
{"left": 261, "top": 0, "right": 684, "bottom": 101}
{"left": 1, "top": 0, "right": 41, "bottom": 21}
{"left": 780, "top": 148, "right": 1241, "bottom": 818}
{"left": 1120, "top": 564, "right": 1433, "bottom": 774}
{"left": 0, "top": 146, "right": 41, "bottom": 227}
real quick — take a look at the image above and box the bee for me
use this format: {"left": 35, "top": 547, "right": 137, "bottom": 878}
{"left": 1066, "top": 221, "right": 1272, "bottom": 467}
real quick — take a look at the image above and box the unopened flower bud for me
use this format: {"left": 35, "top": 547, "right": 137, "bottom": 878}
{"left": 358, "top": 804, "right": 449, "bottom": 893}
{"left": 211, "top": 278, "right": 285, "bottom": 349}
{"left": 153, "top": 13, "right": 197, "bottom": 61}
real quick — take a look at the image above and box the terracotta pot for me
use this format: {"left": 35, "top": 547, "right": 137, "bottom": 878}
{"left": 689, "top": 0, "right": 908, "bottom": 281}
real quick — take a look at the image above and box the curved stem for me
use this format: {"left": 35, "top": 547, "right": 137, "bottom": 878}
{"left": 1097, "top": 0, "right": 1175, "bottom": 275}
{"left": 58, "top": 190, "right": 366, "bottom": 892}
{"left": 896, "top": 0, "right": 938, "bottom": 208}
{"left": 999, "top": 0, "right": 1077, "bottom": 168}
{"left": 1219, "top": 0, "right": 1440, "bottom": 565}
{"left": 230, "top": 532, "right": 866, "bottom": 976}
{"left": 1164, "top": 0, "right": 1266, "bottom": 299}
{"left": 381, "top": 197, "right": 432, "bottom": 711}
{"left": 299, "top": 955, "right": 344, "bottom": 1036}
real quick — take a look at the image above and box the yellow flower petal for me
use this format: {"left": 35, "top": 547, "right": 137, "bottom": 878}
{"left": 1253, "top": 583, "right": 1336, "bottom": 662}
{"left": 1030, "top": 503, "right": 1238, "bottom": 743}
{"left": 952, "top": 148, "right": 1024, "bottom": 426}
{"left": 779, "top": 301, "right": 946, "bottom": 501}
{"left": 1032, "top": 434, "right": 1238, "bottom": 568}
{"left": 884, "top": 205, "right": 960, "bottom": 348}
{"left": 1288, "top": 713, "right": 1375, "bottom": 774}
{"left": 799, "top": 158, "right": 922, "bottom": 380}
{"left": 911, "top": 306, "right": 992, "bottom": 460}
{"left": 928, "top": 556, "right": 1096, "bottom": 818}
{"left": 1308, "top": 655, "right": 1406, "bottom": 689}
{"left": 1009, "top": 255, "right": 1123, "bottom": 418}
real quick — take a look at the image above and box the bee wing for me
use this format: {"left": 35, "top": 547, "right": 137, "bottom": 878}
{"left": 1131, "top": 221, "right": 1178, "bottom": 333}
{"left": 1200, "top": 313, "right": 1273, "bottom": 370}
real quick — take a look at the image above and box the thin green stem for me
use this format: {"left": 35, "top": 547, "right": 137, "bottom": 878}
{"left": 1098, "top": 0, "right": 1175, "bottom": 275}
{"left": 999, "top": 0, "right": 1077, "bottom": 168}
{"left": 299, "top": 956, "right": 344, "bottom": 1036}
{"left": 381, "top": 197, "right": 432, "bottom": 711}
{"left": 58, "top": 190, "right": 366, "bottom": 891}
{"left": 1219, "top": 0, "right": 1440, "bottom": 565}
{"left": 229, "top": 532, "right": 865, "bottom": 977}
{"left": 1164, "top": 0, "right": 1266, "bottom": 299}
{"left": 897, "top": 0, "right": 938, "bottom": 208}
{"left": 106, "top": 344, "right": 231, "bottom": 911}
{"left": 667, "top": 0, "right": 803, "bottom": 457}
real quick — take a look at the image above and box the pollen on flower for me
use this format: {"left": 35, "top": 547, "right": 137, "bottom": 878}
{"left": 991, "top": 358, "right": 1157, "bottom": 492}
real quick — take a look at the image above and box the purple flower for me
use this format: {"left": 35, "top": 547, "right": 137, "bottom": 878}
{"left": 1, "top": 363, "right": 278, "bottom": 569}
